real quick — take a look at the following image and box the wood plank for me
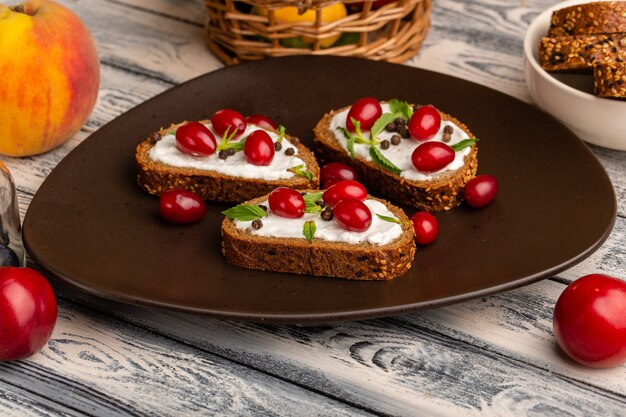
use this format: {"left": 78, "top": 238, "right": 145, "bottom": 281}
{"left": 49, "top": 281, "right": 626, "bottom": 417}
{"left": 0, "top": 380, "right": 81, "bottom": 417}
{"left": 58, "top": 0, "right": 221, "bottom": 84}
{"left": 111, "top": 0, "right": 207, "bottom": 25}
{"left": 0, "top": 300, "right": 374, "bottom": 417}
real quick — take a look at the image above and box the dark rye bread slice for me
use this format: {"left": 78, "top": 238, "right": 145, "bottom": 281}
{"left": 221, "top": 191, "right": 416, "bottom": 280}
{"left": 313, "top": 106, "right": 478, "bottom": 212}
{"left": 548, "top": 1, "right": 626, "bottom": 37}
{"left": 136, "top": 121, "right": 320, "bottom": 202}
{"left": 594, "top": 62, "right": 626, "bottom": 97}
{"left": 539, "top": 33, "right": 626, "bottom": 71}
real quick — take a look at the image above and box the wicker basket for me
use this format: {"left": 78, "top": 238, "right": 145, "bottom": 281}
{"left": 203, "top": 0, "right": 432, "bottom": 65}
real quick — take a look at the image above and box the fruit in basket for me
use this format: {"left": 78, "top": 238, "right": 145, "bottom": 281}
{"left": 0, "top": 267, "right": 57, "bottom": 361}
{"left": 0, "top": 0, "right": 99, "bottom": 157}
{"left": 553, "top": 274, "right": 626, "bottom": 368}
{"left": 257, "top": 3, "right": 348, "bottom": 48}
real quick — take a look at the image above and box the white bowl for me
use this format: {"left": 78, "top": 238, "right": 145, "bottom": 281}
{"left": 523, "top": 0, "right": 626, "bottom": 151}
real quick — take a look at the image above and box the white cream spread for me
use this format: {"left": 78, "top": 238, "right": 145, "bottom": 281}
{"left": 149, "top": 123, "right": 306, "bottom": 180}
{"left": 234, "top": 199, "right": 403, "bottom": 245}
{"left": 329, "top": 103, "right": 472, "bottom": 181}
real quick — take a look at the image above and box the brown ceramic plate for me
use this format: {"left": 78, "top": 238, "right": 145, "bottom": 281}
{"left": 23, "top": 56, "right": 616, "bottom": 323}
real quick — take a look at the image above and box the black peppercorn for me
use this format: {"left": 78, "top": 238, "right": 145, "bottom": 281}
{"left": 285, "top": 148, "right": 295, "bottom": 156}
{"left": 399, "top": 127, "right": 410, "bottom": 138}
{"left": 252, "top": 219, "right": 263, "bottom": 230}
{"left": 390, "top": 135, "right": 401, "bottom": 145}
{"left": 321, "top": 206, "right": 333, "bottom": 221}
{"left": 385, "top": 123, "right": 396, "bottom": 132}
{"left": 274, "top": 141, "right": 282, "bottom": 151}
{"left": 218, "top": 150, "right": 229, "bottom": 160}
{"left": 258, "top": 204, "right": 268, "bottom": 212}
{"left": 380, "top": 140, "right": 390, "bottom": 150}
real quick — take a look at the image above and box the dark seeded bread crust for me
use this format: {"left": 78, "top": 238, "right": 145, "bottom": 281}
{"left": 136, "top": 121, "right": 320, "bottom": 202}
{"left": 221, "top": 191, "right": 416, "bottom": 281}
{"left": 313, "top": 106, "right": 478, "bottom": 212}
{"left": 548, "top": 2, "right": 626, "bottom": 37}
{"left": 539, "top": 34, "right": 626, "bottom": 72}
{"left": 594, "top": 62, "right": 626, "bottom": 97}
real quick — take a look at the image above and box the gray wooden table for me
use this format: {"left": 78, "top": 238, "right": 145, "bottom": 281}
{"left": 2, "top": 0, "right": 625, "bottom": 415}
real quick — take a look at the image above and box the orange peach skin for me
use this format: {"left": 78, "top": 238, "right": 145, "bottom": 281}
{"left": 0, "top": 0, "right": 99, "bottom": 157}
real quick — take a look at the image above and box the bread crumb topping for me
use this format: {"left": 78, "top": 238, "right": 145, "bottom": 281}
{"left": 329, "top": 103, "right": 472, "bottom": 181}
{"left": 234, "top": 199, "right": 403, "bottom": 245}
{"left": 149, "top": 123, "right": 307, "bottom": 180}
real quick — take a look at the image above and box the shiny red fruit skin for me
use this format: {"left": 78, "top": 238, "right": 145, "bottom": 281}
{"left": 553, "top": 274, "right": 626, "bottom": 368}
{"left": 175, "top": 122, "right": 217, "bottom": 156}
{"left": 322, "top": 180, "right": 367, "bottom": 206}
{"left": 269, "top": 188, "right": 306, "bottom": 218}
{"left": 244, "top": 130, "right": 275, "bottom": 166}
{"left": 346, "top": 97, "right": 383, "bottom": 132}
{"left": 246, "top": 114, "right": 278, "bottom": 131}
{"left": 409, "top": 105, "right": 442, "bottom": 140}
{"left": 411, "top": 142, "right": 455, "bottom": 173}
{"left": 333, "top": 198, "right": 372, "bottom": 232}
{"left": 320, "top": 162, "right": 358, "bottom": 188}
{"left": 464, "top": 175, "right": 499, "bottom": 208}
{"left": 159, "top": 190, "right": 206, "bottom": 224}
{"left": 210, "top": 109, "right": 246, "bottom": 138}
{"left": 0, "top": 267, "right": 57, "bottom": 361}
{"left": 410, "top": 212, "right": 439, "bottom": 245}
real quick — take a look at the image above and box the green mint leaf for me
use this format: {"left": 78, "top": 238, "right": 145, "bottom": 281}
{"left": 303, "top": 220, "right": 316, "bottom": 242}
{"left": 303, "top": 191, "right": 324, "bottom": 213}
{"left": 287, "top": 164, "right": 314, "bottom": 181}
{"left": 370, "top": 146, "right": 401, "bottom": 174}
{"left": 277, "top": 125, "right": 286, "bottom": 143}
{"left": 376, "top": 213, "right": 401, "bottom": 224}
{"left": 337, "top": 126, "right": 356, "bottom": 159}
{"left": 370, "top": 112, "right": 398, "bottom": 141}
{"left": 351, "top": 118, "right": 370, "bottom": 145}
{"left": 451, "top": 138, "right": 479, "bottom": 152}
{"left": 222, "top": 203, "right": 267, "bottom": 221}
{"left": 217, "top": 136, "right": 247, "bottom": 152}
{"left": 389, "top": 99, "right": 413, "bottom": 120}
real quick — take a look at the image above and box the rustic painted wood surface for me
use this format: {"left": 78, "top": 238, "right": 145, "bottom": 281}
{"left": 1, "top": 0, "right": 625, "bottom": 415}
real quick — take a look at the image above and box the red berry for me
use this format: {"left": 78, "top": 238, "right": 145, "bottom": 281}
{"left": 333, "top": 198, "right": 372, "bottom": 232}
{"left": 246, "top": 114, "right": 278, "bottom": 130}
{"left": 411, "top": 142, "right": 455, "bottom": 173}
{"left": 175, "top": 122, "right": 217, "bottom": 156}
{"left": 553, "top": 274, "right": 626, "bottom": 368}
{"left": 464, "top": 174, "right": 499, "bottom": 208}
{"left": 409, "top": 105, "right": 441, "bottom": 140}
{"left": 320, "top": 162, "right": 358, "bottom": 188}
{"left": 410, "top": 212, "right": 439, "bottom": 245}
{"left": 346, "top": 97, "right": 382, "bottom": 132}
{"left": 210, "top": 109, "right": 246, "bottom": 138}
{"left": 244, "top": 130, "right": 275, "bottom": 166}
{"left": 159, "top": 190, "right": 206, "bottom": 224}
{"left": 268, "top": 187, "right": 306, "bottom": 218}
{"left": 322, "top": 180, "right": 367, "bottom": 206}
{"left": 0, "top": 267, "right": 57, "bottom": 361}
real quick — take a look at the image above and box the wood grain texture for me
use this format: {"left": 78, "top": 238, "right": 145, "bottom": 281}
{"left": 48, "top": 281, "right": 626, "bottom": 417}
{"left": 1, "top": 0, "right": 625, "bottom": 415}
{"left": 0, "top": 300, "right": 374, "bottom": 417}
{"left": 0, "top": 380, "right": 80, "bottom": 417}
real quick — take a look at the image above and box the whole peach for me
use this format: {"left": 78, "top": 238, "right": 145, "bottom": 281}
{"left": 0, "top": 0, "right": 99, "bottom": 156}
